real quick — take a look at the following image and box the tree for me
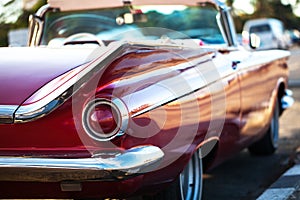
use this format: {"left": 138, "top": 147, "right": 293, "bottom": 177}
{"left": 229, "top": 0, "right": 300, "bottom": 32}
{"left": 0, "top": 0, "right": 46, "bottom": 46}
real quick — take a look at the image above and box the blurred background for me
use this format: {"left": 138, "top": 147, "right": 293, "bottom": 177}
{"left": 0, "top": 0, "right": 46, "bottom": 46}
{"left": 1, "top": 0, "right": 300, "bottom": 47}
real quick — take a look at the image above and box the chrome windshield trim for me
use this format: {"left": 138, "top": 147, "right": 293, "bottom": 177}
{"left": 0, "top": 105, "right": 18, "bottom": 124}
{"left": 0, "top": 145, "right": 164, "bottom": 182}
{"left": 35, "top": 4, "right": 52, "bottom": 18}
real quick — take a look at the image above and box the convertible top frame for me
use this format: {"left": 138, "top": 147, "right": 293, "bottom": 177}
{"left": 28, "top": 0, "right": 237, "bottom": 47}
{"left": 48, "top": 0, "right": 226, "bottom": 11}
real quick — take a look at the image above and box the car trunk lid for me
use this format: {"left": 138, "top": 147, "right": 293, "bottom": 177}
{"left": 0, "top": 46, "right": 95, "bottom": 106}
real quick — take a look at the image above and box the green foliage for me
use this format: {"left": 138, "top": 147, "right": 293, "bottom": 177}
{"left": 230, "top": 0, "right": 300, "bottom": 32}
{"left": 1, "top": 0, "right": 300, "bottom": 46}
{"left": 0, "top": 0, "right": 46, "bottom": 46}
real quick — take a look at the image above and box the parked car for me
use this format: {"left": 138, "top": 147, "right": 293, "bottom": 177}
{"left": 286, "top": 29, "right": 300, "bottom": 45}
{"left": 243, "top": 18, "right": 291, "bottom": 50}
{"left": 0, "top": 0, "right": 294, "bottom": 199}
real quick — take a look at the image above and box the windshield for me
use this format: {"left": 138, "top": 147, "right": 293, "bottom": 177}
{"left": 250, "top": 24, "right": 271, "bottom": 34}
{"left": 41, "top": 5, "right": 225, "bottom": 45}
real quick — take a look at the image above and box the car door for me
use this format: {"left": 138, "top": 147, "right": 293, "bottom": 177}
{"left": 236, "top": 50, "right": 287, "bottom": 146}
{"left": 205, "top": 50, "right": 242, "bottom": 160}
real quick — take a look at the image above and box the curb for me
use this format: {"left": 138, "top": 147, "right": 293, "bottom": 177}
{"left": 257, "top": 148, "right": 300, "bottom": 200}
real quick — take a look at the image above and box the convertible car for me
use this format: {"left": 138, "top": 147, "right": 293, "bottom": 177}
{"left": 0, "top": 0, "right": 294, "bottom": 199}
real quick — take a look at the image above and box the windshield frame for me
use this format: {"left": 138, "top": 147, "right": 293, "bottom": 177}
{"left": 40, "top": 4, "right": 226, "bottom": 46}
{"left": 28, "top": 1, "right": 238, "bottom": 48}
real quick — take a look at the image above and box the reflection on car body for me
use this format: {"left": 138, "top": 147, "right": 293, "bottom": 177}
{"left": 0, "top": 0, "right": 294, "bottom": 199}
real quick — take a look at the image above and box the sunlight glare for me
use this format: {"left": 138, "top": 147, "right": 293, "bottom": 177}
{"left": 293, "top": 3, "right": 300, "bottom": 17}
{"left": 281, "top": 0, "right": 297, "bottom": 6}
{"left": 233, "top": 0, "right": 255, "bottom": 15}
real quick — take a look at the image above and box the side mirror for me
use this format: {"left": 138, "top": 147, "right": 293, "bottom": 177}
{"left": 249, "top": 33, "right": 261, "bottom": 49}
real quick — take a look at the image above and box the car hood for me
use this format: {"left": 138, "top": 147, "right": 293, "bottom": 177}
{"left": 0, "top": 46, "right": 95, "bottom": 106}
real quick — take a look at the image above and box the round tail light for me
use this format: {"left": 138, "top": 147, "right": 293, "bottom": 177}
{"left": 82, "top": 98, "right": 128, "bottom": 141}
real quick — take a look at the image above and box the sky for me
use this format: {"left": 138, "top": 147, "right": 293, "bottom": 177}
{"left": 232, "top": 0, "right": 255, "bottom": 14}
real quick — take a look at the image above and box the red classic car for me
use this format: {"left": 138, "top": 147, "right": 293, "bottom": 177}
{"left": 0, "top": 0, "right": 294, "bottom": 199}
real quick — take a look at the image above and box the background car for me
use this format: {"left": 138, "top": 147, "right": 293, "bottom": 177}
{"left": 286, "top": 29, "right": 300, "bottom": 45}
{"left": 242, "top": 18, "right": 291, "bottom": 50}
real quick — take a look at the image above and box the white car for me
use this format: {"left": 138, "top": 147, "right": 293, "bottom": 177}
{"left": 243, "top": 18, "right": 291, "bottom": 50}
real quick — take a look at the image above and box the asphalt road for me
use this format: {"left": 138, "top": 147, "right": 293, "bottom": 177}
{"left": 202, "top": 47, "right": 300, "bottom": 200}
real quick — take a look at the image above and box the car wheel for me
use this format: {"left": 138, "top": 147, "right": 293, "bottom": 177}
{"left": 144, "top": 149, "right": 203, "bottom": 200}
{"left": 248, "top": 99, "right": 279, "bottom": 155}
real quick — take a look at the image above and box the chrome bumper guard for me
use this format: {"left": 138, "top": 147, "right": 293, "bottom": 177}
{"left": 0, "top": 145, "right": 164, "bottom": 182}
{"left": 281, "top": 89, "right": 294, "bottom": 109}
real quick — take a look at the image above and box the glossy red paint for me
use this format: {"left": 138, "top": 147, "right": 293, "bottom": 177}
{"left": 0, "top": 46, "right": 215, "bottom": 151}
{"left": 0, "top": 47, "right": 93, "bottom": 105}
{"left": 0, "top": 42, "right": 290, "bottom": 198}
{"left": 0, "top": 0, "right": 293, "bottom": 198}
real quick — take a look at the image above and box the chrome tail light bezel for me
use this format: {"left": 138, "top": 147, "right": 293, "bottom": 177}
{"left": 82, "top": 98, "right": 129, "bottom": 141}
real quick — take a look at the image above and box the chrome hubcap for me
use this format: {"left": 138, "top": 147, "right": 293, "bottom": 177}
{"left": 271, "top": 101, "right": 279, "bottom": 148}
{"left": 179, "top": 150, "right": 202, "bottom": 200}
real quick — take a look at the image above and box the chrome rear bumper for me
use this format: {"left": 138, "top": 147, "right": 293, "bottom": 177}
{"left": 0, "top": 145, "right": 164, "bottom": 182}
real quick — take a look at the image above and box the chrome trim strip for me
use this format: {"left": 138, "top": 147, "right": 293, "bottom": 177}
{"left": 128, "top": 53, "right": 216, "bottom": 118}
{"left": 14, "top": 88, "right": 73, "bottom": 123}
{"left": 0, "top": 145, "right": 164, "bottom": 182}
{"left": 1, "top": 41, "right": 213, "bottom": 124}
{"left": 112, "top": 98, "right": 130, "bottom": 135}
{"left": 0, "top": 105, "right": 18, "bottom": 124}
{"left": 11, "top": 42, "right": 196, "bottom": 123}
{"left": 13, "top": 42, "right": 126, "bottom": 123}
